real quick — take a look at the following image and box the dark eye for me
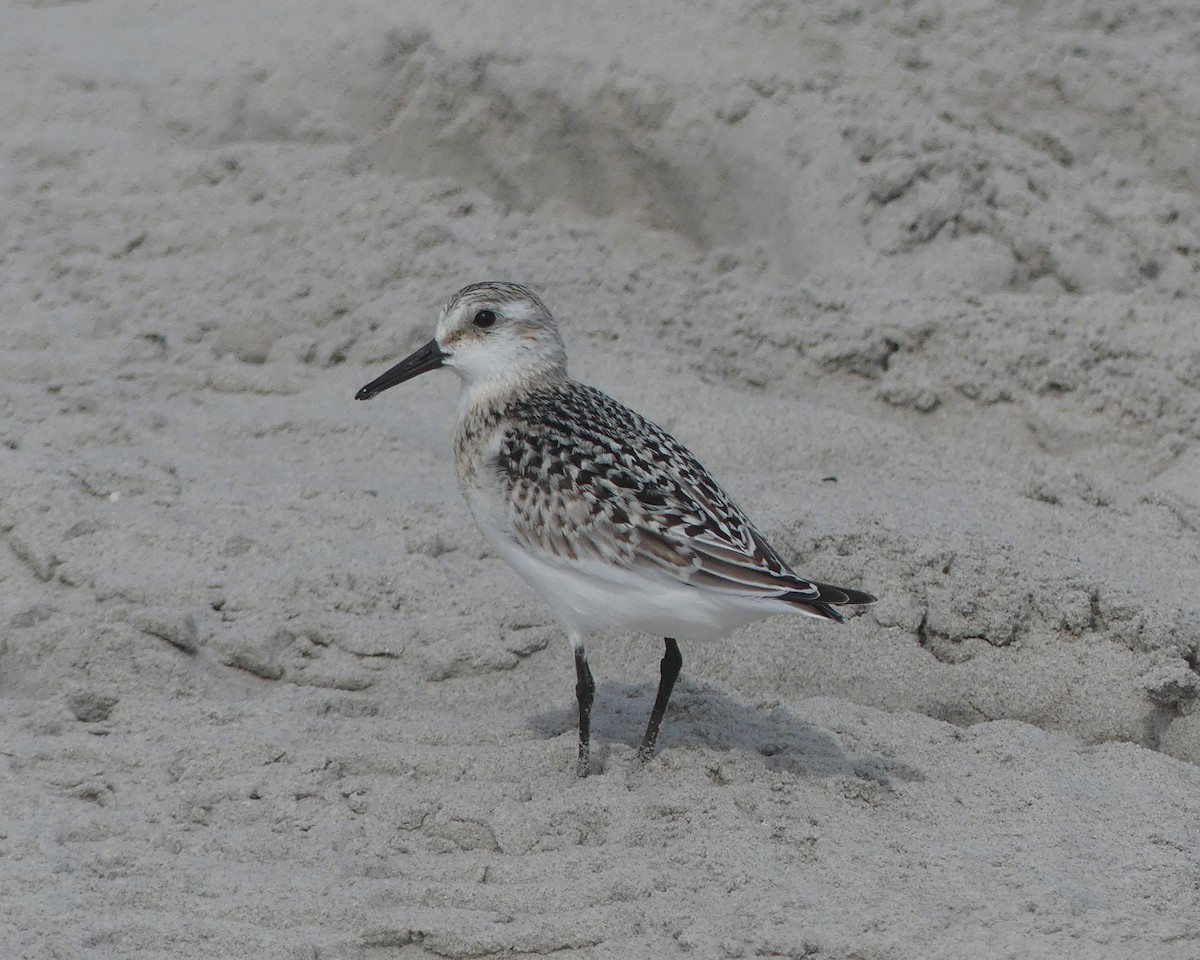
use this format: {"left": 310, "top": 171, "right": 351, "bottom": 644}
{"left": 472, "top": 309, "right": 497, "bottom": 329}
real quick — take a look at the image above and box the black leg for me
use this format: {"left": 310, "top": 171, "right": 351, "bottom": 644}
{"left": 638, "top": 638, "right": 682, "bottom": 764}
{"left": 574, "top": 645, "right": 596, "bottom": 777}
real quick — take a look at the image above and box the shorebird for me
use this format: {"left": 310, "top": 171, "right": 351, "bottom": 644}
{"left": 356, "top": 282, "right": 875, "bottom": 774}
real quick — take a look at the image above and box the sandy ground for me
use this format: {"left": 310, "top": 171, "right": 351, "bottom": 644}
{"left": 4, "top": 1, "right": 1200, "bottom": 957}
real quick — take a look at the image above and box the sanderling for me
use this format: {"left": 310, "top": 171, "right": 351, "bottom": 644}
{"left": 357, "top": 281, "right": 875, "bottom": 775}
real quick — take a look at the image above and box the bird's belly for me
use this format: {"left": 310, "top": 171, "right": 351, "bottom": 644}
{"left": 475, "top": 517, "right": 773, "bottom": 641}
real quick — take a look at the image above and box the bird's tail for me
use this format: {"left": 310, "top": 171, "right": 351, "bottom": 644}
{"left": 780, "top": 582, "right": 877, "bottom": 623}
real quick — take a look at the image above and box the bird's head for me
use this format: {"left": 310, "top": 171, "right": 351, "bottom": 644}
{"left": 356, "top": 281, "right": 568, "bottom": 403}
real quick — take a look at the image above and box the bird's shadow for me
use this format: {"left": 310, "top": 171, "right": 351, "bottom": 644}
{"left": 529, "top": 678, "right": 924, "bottom": 785}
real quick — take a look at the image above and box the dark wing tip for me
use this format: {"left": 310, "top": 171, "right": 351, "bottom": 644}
{"left": 780, "top": 581, "right": 876, "bottom": 623}
{"left": 804, "top": 581, "right": 878, "bottom": 607}
{"left": 825, "top": 585, "right": 877, "bottom": 606}
{"left": 786, "top": 599, "right": 848, "bottom": 623}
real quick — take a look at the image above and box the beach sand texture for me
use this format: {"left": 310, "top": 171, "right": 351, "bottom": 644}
{"left": 3, "top": 1, "right": 1200, "bottom": 957}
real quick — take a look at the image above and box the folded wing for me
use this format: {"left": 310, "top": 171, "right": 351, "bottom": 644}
{"left": 498, "top": 384, "right": 876, "bottom": 621}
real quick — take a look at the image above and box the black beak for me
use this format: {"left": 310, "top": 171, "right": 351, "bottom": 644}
{"left": 355, "top": 339, "right": 447, "bottom": 401}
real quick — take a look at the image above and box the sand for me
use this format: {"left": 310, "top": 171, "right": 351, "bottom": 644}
{"left": 3, "top": 1, "right": 1200, "bottom": 957}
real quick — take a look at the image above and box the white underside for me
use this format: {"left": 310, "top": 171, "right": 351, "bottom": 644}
{"left": 472, "top": 504, "right": 821, "bottom": 644}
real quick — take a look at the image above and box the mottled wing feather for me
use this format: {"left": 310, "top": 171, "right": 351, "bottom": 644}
{"left": 497, "top": 383, "right": 827, "bottom": 603}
